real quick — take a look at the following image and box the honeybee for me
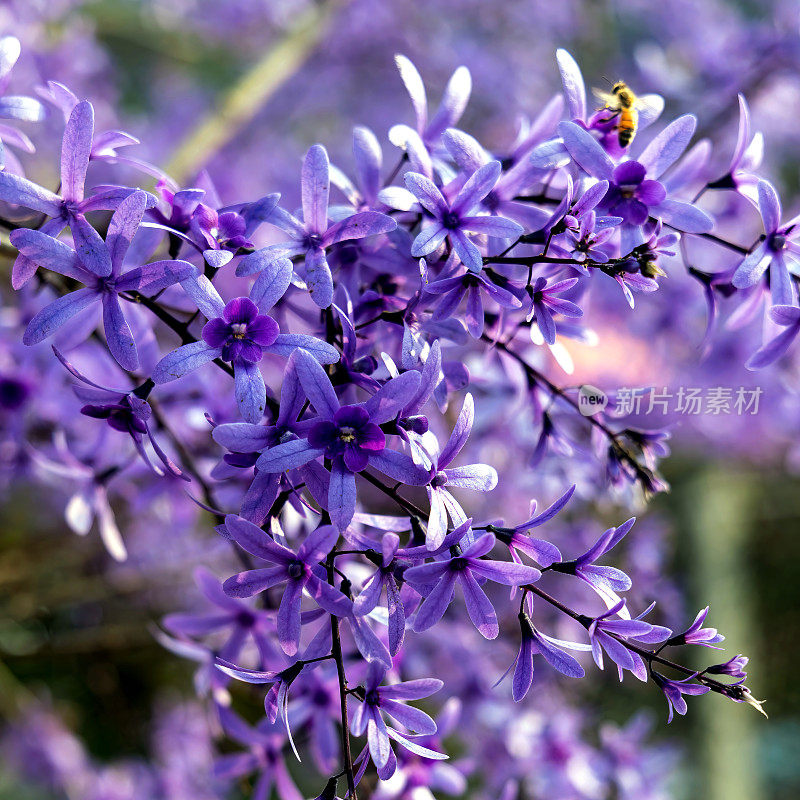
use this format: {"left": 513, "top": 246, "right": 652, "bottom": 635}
{"left": 593, "top": 81, "right": 660, "bottom": 148}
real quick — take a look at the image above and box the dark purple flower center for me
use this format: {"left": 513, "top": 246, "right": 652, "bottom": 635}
{"left": 61, "top": 200, "right": 80, "bottom": 219}
{"left": 768, "top": 232, "right": 787, "bottom": 251}
{"left": 0, "top": 376, "right": 30, "bottom": 410}
{"left": 365, "top": 689, "right": 381, "bottom": 706}
{"left": 442, "top": 210, "right": 461, "bottom": 230}
{"left": 482, "top": 191, "right": 500, "bottom": 212}
{"left": 431, "top": 472, "right": 448, "bottom": 488}
{"left": 96, "top": 276, "right": 117, "bottom": 294}
{"left": 312, "top": 687, "right": 330, "bottom": 706}
{"left": 287, "top": 560, "right": 305, "bottom": 579}
{"left": 307, "top": 404, "right": 386, "bottom": 473}
{"left": 202, "top": 297, "right": 279, "bottom": 364}
{"left": 450, "top": 557, "right": 469, "bottom": 571}
{"left": 604, "top": 161, "right": 667, "bottom": 227}
{"left": 305, "top": 232, "right": 323, "bottom": 248}
{"left": 235, "top": 610, "right": 257, "bottom": 628}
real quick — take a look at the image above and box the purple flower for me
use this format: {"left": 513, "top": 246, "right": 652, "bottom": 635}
{"left": 255, "top": 348, "right": 429, "bottom": 530}
{"left": 0, "top": 100, "right": 148, "bottom": 289}
{"left": 222, "top": 516, "right": 352, "bottom": 656}
{"left": 353, "top": 533, "right": 406, "bottom": 656}
{"left": 422, "top": 393, "right": 498, "bottom": 549}
{"left": 611, "top": 266, "right": 660, "bottom": 310}
{"left": 201, "top": 298, "right": 279, "bottom": 362}
{"left": 213, "top": 705, "right": 303, "bottom": 800}
{"left": 652, "top": 672, "right": 710, "bottom": 723}
{"left": 706, "top": 654, "right": 748, "bottom": 679}
{"left": 308, "top": 405, "right": 386, "bottom": 471}
{"left": 667, "top": 607, "right": 724, "bottom": 649}
{"left": 528, "top": 277, "right": 583, "bottom": 345}
{"left": 405, "top": 161, "right": 524, "bottom": 272}
{"left": 441, "top": 128, "right": 551, "bottom": 232}
{"left": 562, "top": 210, "right": 620, "bottom": 264}
{"left": 37, "top": 79, "right": 169, "bottom": 184}
{"left": 163, "top": 567, "right": 275, "bottom": 669}
{"left": 190, "top": 203, "right": 254, "bottom": 268}
{"left": 393, "top": 55, "right": 471, "bottom": 150}
{"left": 588, "top": 600, "right": 670, "bottom": 679}
{"left": 211, "top": 356, "right": 315, "bottom": 525}
{"left": 746, "top": 303, "right": 800, "bottom": 370}
{"left": 492, "top": 485, "right": 573, "bottom": 568}
{"left": 552, "top": 518, "right": 635, "bottom": 611}
{"left": 388, "top": 55, "right": 471, "bottom": 177}
{"left": 559, "top": 118, "right": 713, "bottom": 249}
{"left": 330, "top": 125, "right": 416, "bottom": 213}
{"left": 152, "top": 261, "right": 338, "bottom": 423}
{"left": 732, "top": 179, "right": 800, "bottom": 305}
{"left": 405, "top": 533, "right": 541, "bottom": 639}
{"left": 504, "top": 611, "right": 585, "bottom": 701}
{"left": 13, "top": 190, "right": 195, "bottom": 370}
{"left": 708, "top": 94, "right": 762, "bottom": 199}
{"left": 52, "top": 347, "right": 186, "bottom": 480}
{"left": 0, "top": 36, "right": 45, "bottom": 164}
{"left": 214, "top": 625, "right": 334, "bottom": 732}
{"left": 350, "top": 662, "right": 445, "bottom": 780}
{"left": 602, "top": 161, "right": 668, "bottom": 227}
{"left": 236, "top": 144, "right": 396, "bottom": 308}
{"left": 425, "top": 267, "right": 522, "bottom": 338}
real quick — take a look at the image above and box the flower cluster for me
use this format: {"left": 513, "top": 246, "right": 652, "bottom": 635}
{"left": 0, "top": 32, "right": 777, "bottom": 800}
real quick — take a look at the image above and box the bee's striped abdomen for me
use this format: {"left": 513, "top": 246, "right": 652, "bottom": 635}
{"left": 617, "top": 107, "right": 638, "bottom": 147}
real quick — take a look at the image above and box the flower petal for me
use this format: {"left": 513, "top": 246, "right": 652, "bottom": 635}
{"left": 61, "top": 100, "right": 94, "bottom": 202}
{"left": 152, "top": 340, "right": 221, "bottom": 383}
{"left": 302, "top": 144, "right": 330, "bottom": 234}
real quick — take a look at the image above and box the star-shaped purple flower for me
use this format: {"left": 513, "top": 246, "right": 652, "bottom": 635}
{"left": 528, "top": 276, "right": 583, "bottom": 345}
{"left": 352, "top": 533, "right": 405, "bottom": 656}
{"left": 551, "top": 517, "right": 635, "bottom": 611}
{"left": 222, "top": 516, "right": 352, "bottom": 656}
{"left": 422, "top": 393, "right": 498, "bottom": 550}
{"left": 732, "top": 179, "right": 800, "bottom": 305}
{"left": 152, "top": 261, "right": 339, "bottom": 423}
{"left": 588, "top": 599, "right": 670, "bottom": 680}
{"left": 405, "top": 532, "right": 541, "bottom": 639}
{"left": 666, "top": 607, "right": 724, "bottom": 649}
{"left": 425, "top": 266, "right": 522, "bottom": 339}
{"left": 559, "top": 117, "right": 713, "bottom": 251}
{"left": 52, "top": 347, "right": 186, "bottom": 480}
{"left": 13, "top": 190, "right": 195, "bottom": 370}
{"left": 405, "top": 161, "right": 524, "bottom": 272}
{"left": 255, "top": 349, "right": 429, "bottom": 530}
{"left": 0, "top": 100, "right": 148, "bottom": 288}
{"left": 236, "top": 144, "right": 397, "bottom": 308}
{"left": 652, "top": 672, "right": 709, "bottom": 723}
{"left": 504, "top": 610, "right": 585, "bottom": 701}
{"left": 350, "top": 662, "right": 445, "bottom": 780}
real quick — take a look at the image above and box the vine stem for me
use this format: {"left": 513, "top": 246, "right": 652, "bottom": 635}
{"left": 327, "top": 551, "right": 357, "bottom": 800}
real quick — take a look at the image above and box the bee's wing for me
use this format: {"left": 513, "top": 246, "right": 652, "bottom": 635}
{"left": 634, "top": 93, "right": 665, "bottom": 129}
{"left": 592, "top": 87, "right": 618, "bottom": 108}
